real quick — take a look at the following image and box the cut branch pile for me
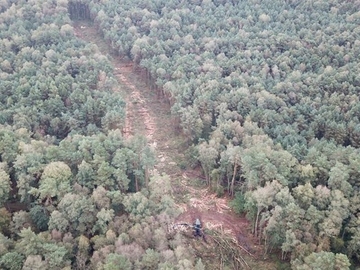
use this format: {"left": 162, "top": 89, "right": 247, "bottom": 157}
{"left": 206, "top": 194, "right": 231, "bottom": 213}
{"left": 205, "top": 221, "right": 232, "bottom": 236}
{"left": 167, "top": 223, "right": 190, "bottom": 233}
{"left": 185, "top": 188, "right": 231, "bottom": 213}
{"left": 207, "top": 230, "right": 254, "bottom": 269}
{"left": 189, "top": 198, "right": 211, "bottom": 210}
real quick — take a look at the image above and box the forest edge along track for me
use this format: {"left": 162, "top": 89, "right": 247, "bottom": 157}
{"left": 74, "top": 21, "right": 271, "bottom": 269}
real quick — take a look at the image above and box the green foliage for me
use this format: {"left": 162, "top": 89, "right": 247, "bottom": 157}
{"left": 14, "top": 227, "right": 70, "bottom": 268}
{"left": 10, "top": 211, "right": 32, "bottom": 236}
{"left": 195, "top": 258, "right": 206, "bottom": 270}
{"left": 331, "top": 237, "right": 345, "bottom": 253}
{"left": 42, "top": 243, "right": 70, "bottom": 269}
{"left": 141, "top": 249, "right": 160, "bottom": 269}
{"left": 0, "top": 0, "right": 125, "bottom": 139}
{"left": 48, "top": 210, "right": 69, "bottom": 233}
{"left": 0, "top": 130, "right": 21, "bottom": 164}
{"left": 183, "top": 145, "right": 199, "bottom": 169}
{"left": 0, "top": 251, "right": 25, "bottom": 270}
{"left": 1, "top": 0, "right": 360, "bottom": 269}
{"left": 76, "top": 234, "right": 90, "bottom": 269}
{"left": 0, "top": 233, "right": 11, "bottom": 256}
{"left": 0, "top": 169, "right": 11, "bottom": 207}
{"left": 104, "top": 253, "right": 132, "bottom": 270}
{"left": 30, "top": 161, "right": 72, "bottom": 203}
{"left": 55, "top": 193, "right": 96, "bottom": 235}
{"left": 92, "top": 208, "right": 115, "bottom": 234}
{"left": 123, "top": 192, "right": 152, "bottom": 220}
{"left": 292, "top": 251, "right": 350, "bottom": 270}
{"left": 230, "top": 192, "right": 246, "bottom": 215}
{"left": 29, "top": 205, "right": 49, "bottom": 232}
{"left": 15, "top": 228, "right": 44, "bottom": 256}
{"left": 197, "top": 140, "right": 219, "bottom": 186}
{"left": 76, "top": 160, "right": 95, "bottom": 189}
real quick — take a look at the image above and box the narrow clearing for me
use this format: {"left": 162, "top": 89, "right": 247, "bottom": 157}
{"left": 74, "top": 21, "right": 268, "bottom": 268}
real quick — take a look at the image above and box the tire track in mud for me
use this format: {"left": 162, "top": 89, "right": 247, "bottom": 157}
{"left": 74, "top": 23, "right": 175, "bottom": 172}
{"left": 74, "top": 23, "right": 156, "bottom": 143}
{"left": 113, "top": 66, "right": 156, "bottom": 141}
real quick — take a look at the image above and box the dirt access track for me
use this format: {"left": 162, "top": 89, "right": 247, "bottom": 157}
{"left": 74, "top": 21, "right": 267, "bottom": 268}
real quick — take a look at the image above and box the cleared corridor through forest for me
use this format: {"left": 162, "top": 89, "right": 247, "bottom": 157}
{"left": 73, "top": 20, "right": 263, "bottom": 269}
{"left": 73, "top": 21, "right": 182, "bottom": 176}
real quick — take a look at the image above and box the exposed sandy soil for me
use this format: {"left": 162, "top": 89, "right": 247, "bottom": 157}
{"left": 74, "top": 21, "right": 273, "bottom": 268}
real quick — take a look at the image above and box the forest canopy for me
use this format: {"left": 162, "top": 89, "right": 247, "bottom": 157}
{"left": 0, "top": 0, "right": 187, "bottom": 269}
{"left": 1, "top": 0, "right": 360, "bottom": 269}
{"left": 84, "top": 0, "right": 360, "bottom": 268}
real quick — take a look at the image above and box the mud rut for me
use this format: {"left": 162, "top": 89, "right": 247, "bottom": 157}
{"left": 74, "top": 21, "right": 263, "bottom": 267}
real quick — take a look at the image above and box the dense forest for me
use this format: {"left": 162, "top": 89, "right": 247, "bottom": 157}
{"left": 1, "top": 0, "right": 360, "bottom": 269}
{"left": 0, "top": 0, "right": 196, "bottom": 269}
{"left": 86, "top": 0, "right": 360, "bottom": 268}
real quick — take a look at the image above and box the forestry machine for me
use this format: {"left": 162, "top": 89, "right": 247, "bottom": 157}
{"left": 173, "top": 218, "right": 203, "bottom": 237}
